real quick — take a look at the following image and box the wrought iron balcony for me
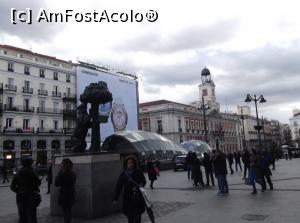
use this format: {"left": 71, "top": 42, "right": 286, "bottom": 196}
{"left": 52, "top": 91, "right": 61, "bottom": 98}
{"left": 5, "top": 84, "right": 17, "bottom": 92}
{"left": 63, "top": 109, "right": 77, "bottom": 117}
{"left": 38, "top": 89, "right": 48, "bottom": 96}
{"left": 36, "top": 128, "right": 63, "bottom": 134}
{"left": 37, "top": 107, "right": 62, "bottom": 114}
{"left": 63, "top": 93, "right": 77, "bottom": 102}
{"left": 22, "top": 87, "right": 33, "bottom": 94}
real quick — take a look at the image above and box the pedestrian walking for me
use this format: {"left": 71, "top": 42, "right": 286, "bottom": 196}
{"left": 191, "top": 153, "right": 205, "bottom": 187}
{"left": 249, "top": 149, "right": 261, "bottom": 194}
{"left": 242, "top": 149, "right": 250, "bottom": 179}
{"left": 2, "top": 165, "right": 10, "bottom": 184}
{"left": 10, "top": 156, "right": 41, "bottom": 223}
{"left": 113, "top": 155, "right": 146, "bottom": 223}
{"left": 202, "top": 152, "right": 215, "bottom": 187}
{"left": 227, "top": 152, "right": 234, "bottom": 174}
{"left": 46, "top": 160, "right": 52, "bottom": 194}
{"left": 213, "top": 150, "right": 229, "bottom": 196}
{"left": 146, "top": 160, "right": 157, "bottom": 189}
{"left": 260, "top": 150, "right": 273, "bottom": 191}
{"left": 186, "top": 151, "right": 193, "bottom": 180}
{"left": 234, "top": 152, "right": 243, "bottom": 171}
{"left": 154, "top": 160, "right": 160, "bottom": 177}
{"left": 55, "top": 158, "right": 76, "bottom": 223}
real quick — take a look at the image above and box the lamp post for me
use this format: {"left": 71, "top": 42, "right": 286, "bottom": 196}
{"left": 240, "top": 107, "right": 246, "bottom": 150}
{"left": 244, "top": 94, "right": 266, "bottom": 149}
{"left": 199, "top": 96, "right": 210, "bottom": 143}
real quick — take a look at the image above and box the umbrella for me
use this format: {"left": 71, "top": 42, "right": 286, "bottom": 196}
{"left": 146, "top": 206, "right": 155, "bottom": 223}
{"left": 139, "top": 187, "right": 155, "bottom": 223}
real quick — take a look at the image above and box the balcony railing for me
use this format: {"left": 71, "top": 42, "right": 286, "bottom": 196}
{"left": 52, "top": 91, "right": 61, "bottom": 98}
{"left": 63, "top": 128, "right": 75, "bottom": 134}
{"left": 22, "top": 87, "right": 33, "bottom": 94}
{"left": 37, "top": 107, "right": 62, "bottom": 114}
{"left": 36, "top": 128, "right": 63, "bottom": 134}
{"left": 5, "top": 84, "right": 17, "bottom": 92}
{"left": 3, "top": 127, "right": 34, "bottom": 134}
{"left": 63, "top": 93, "right": 77, "bottom": 102}
{"left": 38, "top": 89, "right": 48, "bottom": 96}
{"left": 63, "top": 109, "right": 77, "bottom": 117}
{"left": 4, "top": 104, "right": 34, "bottom": 113}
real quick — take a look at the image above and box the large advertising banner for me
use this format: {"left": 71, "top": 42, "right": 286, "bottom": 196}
{"left": 76, "top": 66, "right": 138, "bottom": 143}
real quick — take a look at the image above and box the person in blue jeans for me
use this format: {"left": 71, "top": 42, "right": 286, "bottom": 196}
{"left": 213, "top": 150, "right": 228, "bottom": 195}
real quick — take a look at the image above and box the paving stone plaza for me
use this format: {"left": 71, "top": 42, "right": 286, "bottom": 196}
{"left": 1, "top": 158, "right": 300, "bottom": 223}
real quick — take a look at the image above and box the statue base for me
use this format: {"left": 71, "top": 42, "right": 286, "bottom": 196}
{"left": 50, "top": 153, "right": 123, "bottom": 218}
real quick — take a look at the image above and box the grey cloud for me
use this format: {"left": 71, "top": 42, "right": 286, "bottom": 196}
{"left": 131, "top": 43, "right": 300, "bottom": 123}
{"left": 0, "top": 0, "right": 64, "bottom": 42}
{"left": 116, "top": 19, "right": 239, "bottom": 53}
{"left": 143, "top": 85, "right": 162, "bottom": 94}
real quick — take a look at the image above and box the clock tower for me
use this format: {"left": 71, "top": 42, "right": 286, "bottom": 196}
{"left": 198, "top": 67, "right": 220, "bottom": 111}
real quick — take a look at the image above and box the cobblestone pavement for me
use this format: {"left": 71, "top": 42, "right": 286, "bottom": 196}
{"left": 1, "top": 159, "right": 300, "bottom": 223}
{"left": 0, "top": 201, "right": 191, "bottom": 223}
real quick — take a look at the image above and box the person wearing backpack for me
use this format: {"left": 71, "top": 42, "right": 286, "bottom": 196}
{"left": 113, "top": 155, "right": 146, "bottom": 223}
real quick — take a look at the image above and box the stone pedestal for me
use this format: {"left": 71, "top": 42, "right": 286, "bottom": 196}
{"left": 50, "top": 153, "right": 123, "bottom": 218}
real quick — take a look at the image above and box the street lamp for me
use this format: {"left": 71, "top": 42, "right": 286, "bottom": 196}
{"left": 244, "top": 94, "right": 266, "bottom": 149}
{"left": 198, "top": 96, "right": 210, "bottom": 143}
{"left": 239, "top": 107, "right": 246, "bottom": 150}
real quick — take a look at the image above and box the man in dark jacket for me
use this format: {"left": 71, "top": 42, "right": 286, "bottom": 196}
{"left": 202, "top": 152, "right": 215, "bottom": 187}
{"left": 213, "top": 150, "right": 228, "bottom": 196}
{"left": 11, "top": 157, "right": 41, "bottom": 223}
{"left": 2, "top": 165, "right": 10, "bottom": 184}
{"left": 191, "top": 153, "right": 204, "bottom": 187}
{"left": 260, "top": 151, "right": 273, "bottom": 191}
{"left": 242, "top": 149, "right": 250, "bottom": 179}
{"left": 227, "top": 152, "right": 234, "bottom": 174}
{"left": 234, "top": 152, "right": 243, "bottom": 172}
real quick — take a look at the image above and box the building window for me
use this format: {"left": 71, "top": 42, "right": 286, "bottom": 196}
{"left": 7, "top": 97, "right": 13, "bottom": 106}
{"left": 53, "top": 102, "right": 59, "bottom": 113}
{"left": 39, "top": 100, "right": 45, "bottom": 112}
{"left": 24, "top": 66, "right": 30, "bottom": 75}
{"left": 23, "top": 119, "right": 30, "bottom": 129}
{"left": 66, "top": 87, "right": 71, "bottom": 97}
{"left": 178, "top": 119, "right": 182, "bottom": 132}
{"left": 53, "top": 72, "right": 58, "bottom": 80}
{"left": 6, "top": 118, "right": 13, "bottom": 128}
{"left": 143, "top": 122, "right": 149, "bottom": 131}
{"left": 39, "top": 69, "right": 45, "bottom": 78}
{"left": 157, "top": 120, "right": 163, "bottom": 133}
{"left": 39, "top": 119, "right": 45, "bottom": 130}
{"left": 66, "top": 74, "right": 71, "bottom": 83}
{"left": 8, "top": 77, "right": 14, "bottom": 86}
{"left": 53, "top": 120, "right": 58, "bottom": 130}
{"left": 202, "top": 89, "right": 208, "bottom": 96}
{"left": 8, "top": 62, "right": 14, "bottom": 72}
{"left": 24, "top": 99, "right": 30, "bottom": 110}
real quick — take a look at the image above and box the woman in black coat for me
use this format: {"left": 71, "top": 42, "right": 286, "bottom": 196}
{"left": 113, "top": 155, "right": 146, "bottom": 223}
{"left": 146, "top": 160, "right": 157, "bottom": 189}
{"left": 55, "top": 158, "right": 76, "bottom": 223}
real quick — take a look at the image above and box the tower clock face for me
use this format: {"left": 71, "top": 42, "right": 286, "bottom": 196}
{"left": 111, "top": 103, "right": 128, "bottom": 131}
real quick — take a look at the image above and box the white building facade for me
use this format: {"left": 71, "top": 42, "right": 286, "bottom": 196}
{"left": 0, "top": 45, "right": 77, "bottom": 167}
{"left": 289, "top": 109, "right": 300, "bottom": 146}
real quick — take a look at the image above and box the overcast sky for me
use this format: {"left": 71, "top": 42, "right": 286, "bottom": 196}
{"left": 2, "top": 0, "right": 300, "bottom": 124}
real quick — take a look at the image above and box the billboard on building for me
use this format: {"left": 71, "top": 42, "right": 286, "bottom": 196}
{"left": 76, "top": 65, "right": 138, "bottom": 143}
